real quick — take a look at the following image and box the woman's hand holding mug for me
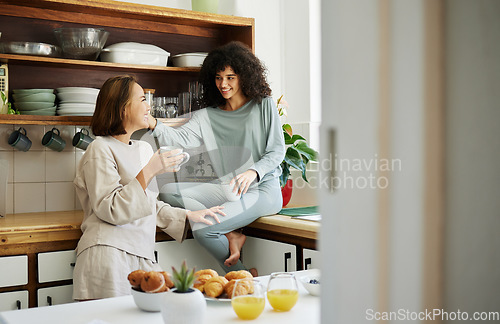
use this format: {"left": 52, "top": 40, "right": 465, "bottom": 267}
{"left": 160, "top": 146, "right": 190, "bottom": 171}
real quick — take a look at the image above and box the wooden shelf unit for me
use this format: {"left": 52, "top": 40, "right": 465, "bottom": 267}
{"left": 0, "top": 0, "right": 254, "bottom": 126}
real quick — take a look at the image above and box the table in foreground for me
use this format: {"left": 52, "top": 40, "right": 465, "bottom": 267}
{"left": 0, "top": 270, "right": 320, "bottom": 324}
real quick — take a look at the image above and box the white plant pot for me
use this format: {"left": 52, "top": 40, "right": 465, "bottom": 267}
{"left": 161, "top": 288, "right": 207, "bottom": 324}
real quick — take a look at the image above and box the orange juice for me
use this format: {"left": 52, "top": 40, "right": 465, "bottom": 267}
{"left": 267, "top": 289, "right": 299, "bottom": 311}
{"left": 232, "top": 296, "right": 265, "bottom": 320}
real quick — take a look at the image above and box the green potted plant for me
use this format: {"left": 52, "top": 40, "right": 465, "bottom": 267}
{"left": 1, "top": 91, "right": 20, "bottom": 115}
{"left": 277, "top": 95, "right": 319, "bottom": 207}
{"left": 161, "top": 261, "right": 207, "bottom": 323}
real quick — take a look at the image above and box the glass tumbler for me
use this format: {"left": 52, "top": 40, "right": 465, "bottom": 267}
{"left": 189, "top": 81, "right": 203, "bottom": 112}
{"left": 231, "top": 278, "right": 265, "bottom": 320}
{"left": 266, "top": 272, "right": 299, "bottom": 312}
{"left": 178, "top": 92, "right": 191, "bottom": 117}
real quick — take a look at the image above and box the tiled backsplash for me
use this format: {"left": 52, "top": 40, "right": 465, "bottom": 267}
{"left": 0, "top": 121, "right": 318, "bottom": 214}
{"left": 0, "top": 124, "right": 90, "bottom": 214}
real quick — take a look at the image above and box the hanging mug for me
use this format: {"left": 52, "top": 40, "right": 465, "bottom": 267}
{"left": 8, "top": 127, "right": 32, "bottom": 152}
{"left": 72, "top": 128, "right": 93, "bottom": 150}
{"left": 42, "top": 127, "right": 66, "bottom": 152}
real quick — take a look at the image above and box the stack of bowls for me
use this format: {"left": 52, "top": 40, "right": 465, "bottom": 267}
{"left": 56, "top": 87, "right": 99, "bottom": 116}
{"left": 12, "top": 89, "right": 57, "bottom": 116}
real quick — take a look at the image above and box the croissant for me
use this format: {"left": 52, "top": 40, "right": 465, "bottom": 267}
{"left": 204, "top": 276, "right": 229, "bottom": 298}
{"left": 224, "top": 278, "right": 254, "bottom": 299}
{"left": 195, "top": 269, "right": 219, "bottom": 278}
{"left": 224, "top": 270, "right": 253, "bottom": 281}
{"left": 194, "top": 274, "right": 213, "bottom": 292}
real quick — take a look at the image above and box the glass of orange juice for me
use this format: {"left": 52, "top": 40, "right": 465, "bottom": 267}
{"left": 231, "top": 278, "right": 265, "bottom": 320}
{"left": 266, "top": 272, "right": 299, "bottom": 311}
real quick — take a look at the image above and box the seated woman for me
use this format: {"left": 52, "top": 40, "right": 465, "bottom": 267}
{"left": 148, "top": 41, "right": 285, "bottom": 273}
{"left": 73, "top": 75, "right": 225, "bottom": 300}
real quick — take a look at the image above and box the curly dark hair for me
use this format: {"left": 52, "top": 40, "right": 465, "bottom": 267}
{"left": 199, "top": 41, "right": 272, "bottom": 107}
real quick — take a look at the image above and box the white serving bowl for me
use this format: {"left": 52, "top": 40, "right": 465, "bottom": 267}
{"left": 299, "top": 273, "right": 320, "bottom": 296}
{"left": 171, "top": 52, "right": 208, "bottom": 67}
{"left": 100, "top": 42, "right": 170, "bottom": 66}
{"left": 131, "top": 288, "right": 168, "bottom": 312}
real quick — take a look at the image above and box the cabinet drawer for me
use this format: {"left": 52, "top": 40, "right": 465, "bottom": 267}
{"left": 242, "top": 237, "right": 297, "bottom": 275}
{"left": 37, "top": 285, "right": 74, "bottom": 307}
{"left": 0, "top": 255, "right": 28, "bottom": 288}
{"left": 303, "top": 248, "right": 321, "bottom": 270}
{"left": 38, "top": 250, "right": 76, "bottom": 283}
{"left": 155, "top": 239, "right": 223, "bottom": 274}
{"left": 0, "top": 290, "right": 29, "bottom": 311}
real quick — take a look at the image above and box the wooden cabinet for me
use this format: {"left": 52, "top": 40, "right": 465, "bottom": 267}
{"left": 0, "top": 0, "right": 254, "bottom": 126}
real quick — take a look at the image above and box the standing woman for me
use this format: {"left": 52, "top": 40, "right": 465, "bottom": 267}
{"left": 73, "top": 75, "right": 224, "bottom": 300}
{"left": 148, "top": 41, "right": 285, "bottom": 273}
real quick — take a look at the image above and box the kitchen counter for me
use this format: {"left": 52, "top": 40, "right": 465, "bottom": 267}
{"left": 0, "top": 209, "right": 319, "bottom": 252}
{"left": 0, "top": 270, "right": 320, "bottom": 324}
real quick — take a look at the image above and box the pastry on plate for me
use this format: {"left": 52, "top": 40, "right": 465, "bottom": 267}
{"left": 204, "top": 276, "right": 228, "bottom": 298}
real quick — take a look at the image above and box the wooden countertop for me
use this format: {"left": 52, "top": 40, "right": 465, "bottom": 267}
{"left": 0, "top": 210, "right": 319, "bottom": 247}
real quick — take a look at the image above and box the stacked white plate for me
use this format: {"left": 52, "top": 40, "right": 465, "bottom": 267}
{"left": 13, "top": 89, "right": 57, "bottom": 116}
{"left": 56, "top": 87, "right": 99, "bottom": 116}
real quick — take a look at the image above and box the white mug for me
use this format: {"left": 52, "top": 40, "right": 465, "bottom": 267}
{"left": 160, "top": 146, "right": 190, "bottom": 169}
{"left": 221, "top": 181, "right": 241, "bottom": 202}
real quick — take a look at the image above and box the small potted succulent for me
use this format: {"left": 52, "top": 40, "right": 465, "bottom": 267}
{"left": 161, "top": 261, "right": 207, "bottom": 324}
{"left": 277, "top": 95, "right": 319, "bottom": 207}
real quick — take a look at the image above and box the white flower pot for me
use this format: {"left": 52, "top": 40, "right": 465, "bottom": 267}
{"left": 161, "top": 288, "right": 207, "bottom": 324}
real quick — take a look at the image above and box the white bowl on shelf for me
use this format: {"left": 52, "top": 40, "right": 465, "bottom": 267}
{"left": 100, "top": 42, "right": 170, "bottom": 66}
{"left": 15, "top": 101, "right": 56, "bottom": 110}
{"left": 56, "top": 87, "right": 100, "bottom": 94}
{"left": 171, "top": 52, "right": 208, "bottom": 67}
{"left": 57, "top": 91, "right": 97, "bottom": 104}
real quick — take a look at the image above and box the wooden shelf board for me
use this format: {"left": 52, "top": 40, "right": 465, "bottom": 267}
{"left": 0, "top": 114, "right": 91, "bottom": 126}
{"left": 0, "top": 54, "right": 201, "bottom": 73}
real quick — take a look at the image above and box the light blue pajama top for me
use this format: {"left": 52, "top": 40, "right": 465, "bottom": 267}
{"left": 151, "top": 96, "right": 285, "bottom": 184}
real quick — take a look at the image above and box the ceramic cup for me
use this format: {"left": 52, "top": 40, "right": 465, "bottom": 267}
{"left": 8, "top": 127, "right": 32, "bottom": 152}
{"left": 72, "top": 128, "right": 93, "bottom": 150}
{"left": 42, "top": 127, "right": 66, "bottom": 152}
{"left": 160, "top": 146, "right": 190, "bottom": 169}
{"left": 221, "top": 181, "right": 241, "bottom": 202}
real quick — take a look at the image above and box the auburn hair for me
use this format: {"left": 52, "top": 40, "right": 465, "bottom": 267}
{"left": 91, "top": 75, "right": 137, "bottom": 136}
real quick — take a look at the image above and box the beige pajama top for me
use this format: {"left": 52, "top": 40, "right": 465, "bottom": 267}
{"left": 74, "top": 136, "right": 188, "bottom": 261}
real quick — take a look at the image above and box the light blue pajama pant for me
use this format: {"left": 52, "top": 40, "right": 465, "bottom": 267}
{"left": 159, "top": 178, "right": 282, "bottom": 273}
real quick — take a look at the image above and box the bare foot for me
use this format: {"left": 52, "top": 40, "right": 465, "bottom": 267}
{"left": 249, "top": 268, "right": 258, "bottom": 277}
{"left": 224, "top": 231, "right": 247, "bottom": 267}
